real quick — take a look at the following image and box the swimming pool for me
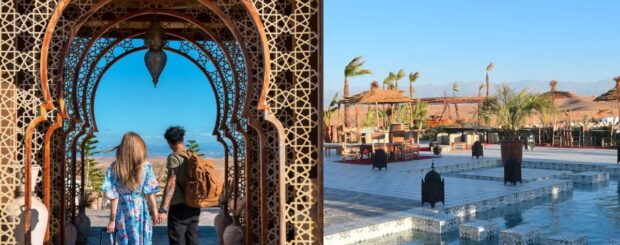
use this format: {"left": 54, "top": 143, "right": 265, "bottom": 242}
{"left": 361, "top": 177, "right": 620, "bottom": 244}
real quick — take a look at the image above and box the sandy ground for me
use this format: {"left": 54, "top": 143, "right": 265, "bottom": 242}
{"left": 328, "top": 95, "right": 619, "bottom": 126}
{"left": 92, "top": 155, "right": 226, "bottom": 178}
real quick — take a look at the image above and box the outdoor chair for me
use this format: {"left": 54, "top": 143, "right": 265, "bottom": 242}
{"left": 343, "top": 146, "right": 360, "bottom": 161}
{"left": 372, "top": 149, "right": 388, "bottom": 171}
{"left": 359, "top": 144, "right": 373, "bottom": 159}
{"left": 400, "top": 142, "right": 420, "bottom": 160}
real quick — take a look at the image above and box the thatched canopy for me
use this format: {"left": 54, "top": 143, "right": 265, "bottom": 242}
{"left": 339, "top": 82, "right": 412, "bottom": 105}
{"left": 419, "top": 96, "right": 484, "bottom": 104}
{"left": 594, "top": 77, "right": 620, "bottom": 102}
{"left": 544, "top": 91, "right": 576, "bottom": 99}
{"left": 544, "top": 80, "right": 576, "bottom": 99}
{"left": 594, "top": 88, "right": 619, "bottom": 102}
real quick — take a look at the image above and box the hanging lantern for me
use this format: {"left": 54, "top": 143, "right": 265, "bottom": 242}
{"left": 144, "top": 18, "right": 167, "bottom": 87}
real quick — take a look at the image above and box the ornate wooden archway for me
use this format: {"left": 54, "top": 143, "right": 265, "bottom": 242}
{"left": 0, "top": 1, "right": 323, "bottom": 244}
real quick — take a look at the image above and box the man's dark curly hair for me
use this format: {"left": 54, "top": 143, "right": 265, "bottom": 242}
{"left": 164, "top": 126, "right": 185, "bottom": 144}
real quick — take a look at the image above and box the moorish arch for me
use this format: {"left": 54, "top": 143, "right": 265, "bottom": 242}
{"left": 0, "top": 0, "right": 322, "bottom": 244}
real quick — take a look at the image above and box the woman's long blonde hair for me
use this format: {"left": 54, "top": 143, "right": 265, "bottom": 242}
{"left": 113, "top": 132, "right": 147, "bottom": 191}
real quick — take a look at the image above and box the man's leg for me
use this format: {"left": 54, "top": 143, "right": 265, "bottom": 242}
{"left": 184, "top": 206, "right": 202, "bottom": 245}
{"left": 168, "top": 204, "right": 188, "bottom": 245}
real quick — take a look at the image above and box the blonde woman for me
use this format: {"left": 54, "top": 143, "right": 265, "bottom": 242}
{"left": 102, "top": 132, "right": 160, "bottom": 244}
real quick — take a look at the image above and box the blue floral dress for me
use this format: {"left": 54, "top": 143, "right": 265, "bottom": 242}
{"left": 102, "top": 162, "right": 160, "bottom": 245}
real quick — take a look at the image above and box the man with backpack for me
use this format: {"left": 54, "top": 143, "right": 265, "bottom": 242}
{"left": 157, "top": 126, "right": 201, "bottom": 245}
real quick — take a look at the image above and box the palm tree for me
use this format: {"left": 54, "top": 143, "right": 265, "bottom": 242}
{"left": 324, "top": 92, "right": 339, "bottom": 142}
{"left": 614, "top": 76, "right": 620, "bottom": 136}
{"left": 477, "top": 83, "right": 485, "bottom": 97}
{"left": 476, "top": 83, "right": 486, "bottom": 127}
{"left": 393, "top": 69, "right": 405, "bottom": 90}
{"left": 383, "top": 72, "right": 395, "bottom": 90}
{"left": 343, "top": 56, "right": 372, "bottom": 127}
{"left": 408, "top": 72, "right": 420, "bottom": 98}
{"left": 411, "top": 100, "right": 429, "bottom": 145}
{"left": 486, "top": 62, "right": 494, "bottom": 97}
{"left": 452, "top": 82, "right": 460, "bottom": 120}
{"left": 480, "top": 83, "right": 555, "bottom": 141}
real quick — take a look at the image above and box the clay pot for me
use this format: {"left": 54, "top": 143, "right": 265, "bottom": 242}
{"left": 222, "top": 220, "right": 243, "bottom": 245}
{"left": 6, "top": 165, "right": 49, "bottom": 245}
{"left": 214, "top": 207, "right": 233, "bottom": 245}
{"left": 64, "top": 223, "right": 78, "bottom": 245}
{"left": 74, "top": 205, "right": 91, "bottom": 244}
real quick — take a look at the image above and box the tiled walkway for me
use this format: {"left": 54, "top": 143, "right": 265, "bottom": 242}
{"left": 323, "top": 145, "right": 620, "bottom": 243}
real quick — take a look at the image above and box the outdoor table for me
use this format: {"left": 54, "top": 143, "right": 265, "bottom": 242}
{"left": 324, "top": 143, "right": 342, "bottom": 156}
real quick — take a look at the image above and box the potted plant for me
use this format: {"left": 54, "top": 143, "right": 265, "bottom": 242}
{"left": 481, "top": 84, "right": 554, "bottom": 185}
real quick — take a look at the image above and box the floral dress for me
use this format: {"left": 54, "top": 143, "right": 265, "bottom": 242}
{"left": 102, "top": 162, "right": 160, "bottom": 245}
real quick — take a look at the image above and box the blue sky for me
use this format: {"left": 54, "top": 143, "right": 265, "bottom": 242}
{"left": 95, "top": 50, "right": 222, "bottom": 156}
{"left": 324, "top": 0, "right": 620, "bottom": 100}
{"left": 95, "top": 1, "right": 620, "bottom": 155}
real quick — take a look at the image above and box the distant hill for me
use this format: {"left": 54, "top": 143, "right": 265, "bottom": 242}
{"left": 325, "top": 79, "right": 615, "bottom": 105}
{"left": 412, "top": 80, "right": 613, "bottom": 98}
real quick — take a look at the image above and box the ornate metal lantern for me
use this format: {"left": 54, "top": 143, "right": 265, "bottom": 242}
{"left": 144, "top": 18, "right": 167, "bottom": 87}
{"left": 372, "top": 149, "right": 387, "bottom": 171}
{"left": 421, "top": 160, "right": 445, "bottom": 208}
{"left": 472, "top": 140, "right": 483, "bottom": 159}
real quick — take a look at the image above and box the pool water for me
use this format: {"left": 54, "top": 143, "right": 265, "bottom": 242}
{"left": 364, "top": 177, "right": 620, "bottom": 244}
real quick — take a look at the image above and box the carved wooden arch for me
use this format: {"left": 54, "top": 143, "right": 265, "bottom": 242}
{"left": 64, "top": 34, "right": 241, "bottom": 219}
{"left": 57, "top": 43, "right": 235, "bottom": 240}
{"left": 61, "top": 9, "right": 249, "bottom": 197}
{"left": 48, "top": 0, "right": 265, "bottom": 117}
{"left": 63, "top": 28, "right": 248, "bottom": 220}
{"left": 77, "top": 40, "right": 231, "bottom": 199}
{"left": 29, "top": 1, "right": 277, "bottom": 244}
{"left": 52, "top": 11, "right": 255, "bottom": 243}
{"left": 56, "top": 9, "right": 248, "bottom": 217}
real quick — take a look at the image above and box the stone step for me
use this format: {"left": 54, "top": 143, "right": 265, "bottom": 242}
{"left": 323, "top": 208, "right": 459, "bottom": 244}
{"left": 604, "top": 239, "right": 620, "bottom": 245}
{"left": 499, "top": 225, "right": 540, "bottom": 245}
{"left": 459, "top": 220, "right": 499, "bottom": 242}
{"left": 545, "top": 232, "right": 587, "bottom": 245}
{"left": 570, "top": 171, "right": 609, "bottom": 184}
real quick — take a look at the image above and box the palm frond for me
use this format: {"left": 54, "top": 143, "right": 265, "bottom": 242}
{"left": 329, "top": 92, "right": 339, "bottom": 108}
{"left": 409, "top": 72, "right": 420, "bottom": 83}
{"left": 486, "top": 62, "right": 494, "bottom": 72}
{"left": 480, "top": 83, "right": 555, "bottom": 140}
{"left": 396, "top": 69, "right": 405, "bottom": 80}
{"left": 345, "top": 56, "right": 373, "bottom": 77}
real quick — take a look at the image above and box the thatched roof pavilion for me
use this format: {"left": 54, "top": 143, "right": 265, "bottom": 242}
{"left": 544, "top": 80, "right": 576, "bottom": 99}
{"left": 594, "top": 77, "right": 620, "bottom": 102}
{"left": 338, "top": 81, "right": 412, "bottom": 105}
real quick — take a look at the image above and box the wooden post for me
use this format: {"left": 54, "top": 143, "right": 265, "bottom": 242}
{"left": 336, "top": 103, "right": 341, "bottom": 143}
{"left": 355, "top": 103, "right": 360, "bottom": 144}
{"left": 341, "top": 103, "right": 346, "bottom": 160}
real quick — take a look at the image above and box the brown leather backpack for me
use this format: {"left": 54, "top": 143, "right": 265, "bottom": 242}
{"left": 175, "top": 149, "right": 223, "bottom": 208}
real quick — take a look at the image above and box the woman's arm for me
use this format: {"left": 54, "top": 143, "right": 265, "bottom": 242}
{"left": 107, "top": 198, "right": 119, "bottom": 233}
{"left": 146, "top": 193, "right": 159, "bottom": 223}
